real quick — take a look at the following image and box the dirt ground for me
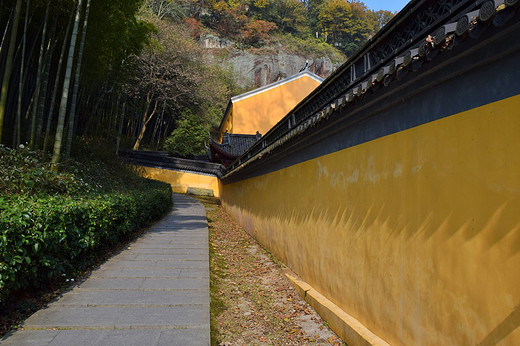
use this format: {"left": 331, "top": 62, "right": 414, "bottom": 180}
{"left": 198, "top": 196, "right": 345, "bottom": 345}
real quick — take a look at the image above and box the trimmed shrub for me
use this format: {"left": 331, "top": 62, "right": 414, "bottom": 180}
{"left": 0, "top": 142, "right": 172, "bottom": 306}
{"left": 0, "top": 182, "right": 172, "bottom": 304}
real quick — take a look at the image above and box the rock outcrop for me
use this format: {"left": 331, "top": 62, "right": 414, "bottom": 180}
{"left": 201, "top": 35, "right": 342, "bottom": 89}
{"left": 224, "top": 50, "right": 339, "bottom": 88}
{"left": 200, "top": 34, "right": 234, "bottom": 49}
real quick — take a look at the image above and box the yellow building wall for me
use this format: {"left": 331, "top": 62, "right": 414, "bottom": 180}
{"left": 231, "top": 76, "right": 320, "bottom": 136}
{"left": 220, "top": 95, "right": 520, "bottom": 345}
{"left": 141, "top": 166, "right": 220, "bottom": 198}
{"left": 219, "top": 111, "right": 233, "bottom": 143}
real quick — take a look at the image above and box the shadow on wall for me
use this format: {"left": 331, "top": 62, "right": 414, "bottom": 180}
{"left": 222, "top": 164, "right": 520, "bottom": 345}
{"left": 478, "top": 305, "right": 520, "bottom": 346}
{"left": 219, "top": 95, "right": 520, "bottom": 345}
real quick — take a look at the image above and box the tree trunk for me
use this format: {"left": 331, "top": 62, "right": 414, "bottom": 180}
{"left": 131, "top": 102, "right": 147, "bottom": 145}
{"left": 133, "top": 95, "right": 158, "bottom": 150}
{"left": 151, "top": 102, "right": 164, "bottom": 150}
{"left": 52, "top": 0, "right": 83, "bottom": 166}
{"left": 43, "top": 4, "right": 74, "bottom": 152}
{"left": 160, "top": 116, "right": 173, "bottom": 150}
{"left": 0, "top": 0, "right": 22, "bottom": 143}
{"left": 82, "top": 82, "right": 112, "bottom": 136}
{"left": 156, "top": 112, "right": 164, "bottom": 150}
{"left": 29, "top": 0, "right": 50, "bottom": 148}
{"left": 110, "top": 94, "right": 120, "bottom": 137}
{"left": 0, "top": 13, "right": 11, "bottom": 56}
{"left": 13, "top": 0, "right": 29, "bottom": 147}
{"left": 65, "top": 0, "right": 91, "bottom": 159}
{"left": 35, "top": 14, "right": 58, "bottom": 145}
{"left": 116, "top": 99, "right": 126, "bottom": 154}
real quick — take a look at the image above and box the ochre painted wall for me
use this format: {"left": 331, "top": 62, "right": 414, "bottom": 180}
{"left": 220, "top": 95, "right": 520, "bottom": 345}
{"left": 219, "top": 110, "right": 233, "bottom": 143}
{"left": 230, "top": 76, "right": 320, "bottom": 137}
{"left": 141, "top": 166, "right": 220, "bottom": 198}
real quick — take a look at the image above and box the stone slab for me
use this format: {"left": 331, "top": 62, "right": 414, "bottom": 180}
{"left": 132, "top": 235, "right": 208, "bottom": 241}
{"left": 151, "top": 221, "right": 208, "bottom": 227}
{"left": 143, "top": 231, "right": 208, "bottom": 238}
{"left": 1, "top": 330, "right": 58, "bottom": 345}
{"left": 98, "top": 260, "right": 208, "bottom": 269}
{"left": 1, "top": 328, "right": 209, "bottom": 346}
{"left": 21, "top": 305, "right": 209, "bottom": 328}
{"left": 121, "top": 248, "right": 208, "bottom": 255}
{"left": 111, "top": 254, "right": 207, "bottom": 261}
{"left": 120, "top": 237, "right": 208, "bottom": 243}
{"left": 77, "top": 277, "right": 208, "bottom": 290}
{"left": 90, "top": 268, "right": 209, "bottom": 279}
{"left": 126, "top": 242, "right": 209, "bottom": 249}
{"left": 53, "top": 289, "right": 208, "bottom": 306}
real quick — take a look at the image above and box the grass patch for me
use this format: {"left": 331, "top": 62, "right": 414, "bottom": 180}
{"left": 193, "top": 196, "right": 226, "bottom": 345}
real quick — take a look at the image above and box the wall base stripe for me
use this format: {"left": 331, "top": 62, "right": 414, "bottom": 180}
{"left": 285, "top": 270, "right": 390, "bottom": 346}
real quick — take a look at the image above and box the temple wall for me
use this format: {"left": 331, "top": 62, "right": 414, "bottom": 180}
{"left": 141, "top": 166, "right": 220, "bottom": 197}
{"left": 219, "top": 34, "right": 520, "bottom": 345}
{"left": 221, "top": 95, "right": 520, "bottom": 345}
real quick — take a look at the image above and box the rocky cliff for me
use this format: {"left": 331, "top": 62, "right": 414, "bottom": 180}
{"left": 224, "top": 50, "right": 339, "bottom": 88}
{"left": 201, "top": 34, "right": 342, "bottom": 89}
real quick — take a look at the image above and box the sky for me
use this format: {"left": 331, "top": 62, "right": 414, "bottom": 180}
{"left": 362, "top": 0, "right": 411, "bottom": 13}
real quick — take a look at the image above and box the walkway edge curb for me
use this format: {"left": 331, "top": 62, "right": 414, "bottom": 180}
{"left": 284, "top": 269, "right": 390, "bottom": 346}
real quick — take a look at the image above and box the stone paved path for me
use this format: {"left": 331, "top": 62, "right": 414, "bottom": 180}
{"left": 1, "top": 194, "right": 210, "bottom": 346}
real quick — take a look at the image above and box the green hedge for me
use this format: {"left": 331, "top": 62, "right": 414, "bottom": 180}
{"left": 0, "top": 180, "right": 172, "bottom": 304}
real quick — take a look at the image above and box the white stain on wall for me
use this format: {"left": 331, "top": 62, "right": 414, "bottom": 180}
{"left": 394, "top": 163, "right": 403, "bottom": 178}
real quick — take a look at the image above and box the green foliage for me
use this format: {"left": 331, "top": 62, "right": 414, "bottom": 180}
{"left": 249, "top": 0, "right": 309, "bottom": 35}
{"left": 82, "top": 0, "right": 155, "bottom": 86}
{"left": 0, "top": 145, "right": 91, "bottom": 196}
{"left": 163, "top": 109, "right": 207, "bottom": 157}
{"left": 0, "top": 141, "right": 172, "bottom": 306}
{"left": 317, "top": 0, "right": 375, "bottom": 55}
{"left": 142, "top": 0, "right": 187, "bottom": 22}
{"left": 371, "top": 9, "right": 395, "bottom": 31}
{"left": 195, "top": 0, "right": 394, "bottom": 56}
{"left": 277, "top": 34, "right": 345, "bottom": 63}
{"left": 201, "top": 0, "right": 249, "bottom": 39}
{"left": 201, "top": 0, "right": 307, "bottom": 44}
{"left": 0, "top": 187, "right": 171, "bottom": 305}
{"left": 315, "top": 0, "right": 394, "bottom": 56}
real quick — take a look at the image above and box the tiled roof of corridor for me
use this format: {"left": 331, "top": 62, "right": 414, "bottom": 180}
{"left": 210, "top": 133, "right": 260, "bottom": 158}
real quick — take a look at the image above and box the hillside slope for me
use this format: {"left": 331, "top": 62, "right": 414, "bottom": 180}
{"left": 147, "top": 0, "right": 393, "bottom": 89}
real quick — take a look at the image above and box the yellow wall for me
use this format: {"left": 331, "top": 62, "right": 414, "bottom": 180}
{"left": 219, "top": 110, "right": 233, "bottom": 143}
{"left": 221, "top": 75, "right": 320, "bottom": 140}
{"left": 220, "top": 95, "right": 520, "bottom": 345}
{"left": 141, "top": 166, "right": 220, "bottom": 198}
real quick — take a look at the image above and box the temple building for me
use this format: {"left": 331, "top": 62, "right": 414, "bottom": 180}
{"left": 210, "top": 69, "right": 323, "bottom": 166}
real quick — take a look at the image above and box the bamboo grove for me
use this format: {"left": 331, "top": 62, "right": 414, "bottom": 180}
{"left": 0, "top": 0, "right": 151, "bottom": 162}
{"left": 0, "top": 0, "right": 225, "bottom": 163}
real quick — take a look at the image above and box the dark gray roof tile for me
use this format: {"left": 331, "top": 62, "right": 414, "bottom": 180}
{"left": 210, "top": 133, "right": 260, "bottom": 157}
